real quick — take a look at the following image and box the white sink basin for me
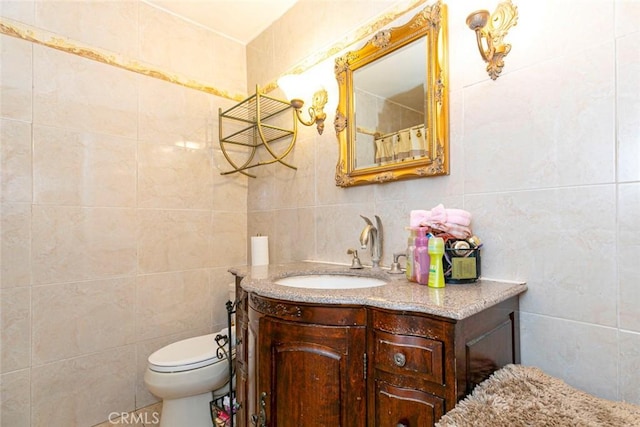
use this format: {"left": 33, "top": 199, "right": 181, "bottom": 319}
{"left": 275, "top": 274, "right": 387, "bottom": 289}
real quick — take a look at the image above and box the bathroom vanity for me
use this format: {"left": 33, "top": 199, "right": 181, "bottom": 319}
{"left": 230, "top": 262, "right": 526, "bottom": 427}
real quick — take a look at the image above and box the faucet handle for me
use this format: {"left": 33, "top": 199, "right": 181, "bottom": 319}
{"left": 388, "top": 252, "right": 406, "bottom": 274}
{"left": 347, "top": 248, "right": 363, "bottom": 269}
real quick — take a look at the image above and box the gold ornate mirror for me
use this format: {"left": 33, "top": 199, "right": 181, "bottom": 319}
{"left": 334, "top": 1, "right": 449, "bottom": 187}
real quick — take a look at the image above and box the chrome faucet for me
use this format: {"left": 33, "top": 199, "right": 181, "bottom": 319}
{"left": 359, "top": 215, "right": 383, "bottom": 268}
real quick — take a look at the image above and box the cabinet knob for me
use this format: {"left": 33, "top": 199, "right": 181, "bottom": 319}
{"left": 393, "top": 352, "right": 406, "bottom": 367}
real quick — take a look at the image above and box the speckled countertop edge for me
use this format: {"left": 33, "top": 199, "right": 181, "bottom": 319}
{"left": 229, "top": 261, "right": 527, "bottom": 320}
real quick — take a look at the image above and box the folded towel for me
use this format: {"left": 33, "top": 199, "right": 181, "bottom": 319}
{"left": 444, "top": 210, "right": 471, "bottom": 226}
{"left": 410, "top": 210, "right": 430, "bottom": 228}
{"left": 429, "top": 204, "right": 448, "bottom": 224}
{"left": 410, "top": 205, "right": 472, "bottom": 229}
{"left": 431, "top": 222, "right": 472, "bottom": 239}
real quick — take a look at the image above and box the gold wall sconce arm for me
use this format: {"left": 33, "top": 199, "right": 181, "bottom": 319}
{"left": 466, "top": 0, "right": 518, "bottom": 80}
{"left": 289, "top": 89, "right": 328, "bottom": 135}
{"left": 278, "top": 74, "right": 328, "bottom": 135}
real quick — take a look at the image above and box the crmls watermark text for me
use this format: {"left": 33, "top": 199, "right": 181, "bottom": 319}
{"left": 108, "top": 412, "right": 160, "bottom": 425}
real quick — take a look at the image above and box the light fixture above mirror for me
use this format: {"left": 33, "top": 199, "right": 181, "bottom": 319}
{"left": 466, "top": 0, "right": 518, "bottom": 80}
{"left": 278, "top": 74, "right": 328, "bottom": 135}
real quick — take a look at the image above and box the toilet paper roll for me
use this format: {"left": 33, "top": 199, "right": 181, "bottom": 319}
{"left": 251, "top": 235, "right": 269, "bottom": 266}
{"left": 227, "top": 283, "right": 236, "bottom": 301}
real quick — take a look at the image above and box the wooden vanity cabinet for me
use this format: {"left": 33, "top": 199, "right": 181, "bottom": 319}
{"left": 235, "top": 278, "right": 520, "bottom": 427}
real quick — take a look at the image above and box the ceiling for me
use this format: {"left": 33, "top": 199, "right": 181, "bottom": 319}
{"left": 144, "top": 0, "right": 300, "bottom": 44}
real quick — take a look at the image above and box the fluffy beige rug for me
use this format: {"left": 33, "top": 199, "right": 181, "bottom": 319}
{"left": 436, "top": 364, "right": 640, "bottom": 427}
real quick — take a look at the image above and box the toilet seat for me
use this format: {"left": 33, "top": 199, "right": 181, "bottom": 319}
{"left": 149, "top": 331, "right": 231, "bottom": 373}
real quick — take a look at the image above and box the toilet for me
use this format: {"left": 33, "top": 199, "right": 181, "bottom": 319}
{"left": 145, "top": 285, "right": 236, "bottom": 427}
{"left": 144, "top": 328, "right": 235, "bottom": 427}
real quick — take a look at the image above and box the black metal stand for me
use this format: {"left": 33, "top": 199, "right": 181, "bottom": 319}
{"left": 210, "top": 299, "right": 238, "bottom": 427}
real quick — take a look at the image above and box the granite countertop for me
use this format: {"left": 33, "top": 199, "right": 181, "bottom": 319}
{"left": 229, "top": 261, "right": 527, "bottom": 320}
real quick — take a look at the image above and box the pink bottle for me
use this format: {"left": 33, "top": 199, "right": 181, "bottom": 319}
{"left": 413, "top": 227, "right": 430, "bottom": 285}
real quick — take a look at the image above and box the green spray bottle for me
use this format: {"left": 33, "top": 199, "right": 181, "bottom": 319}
{"left": 428, "top": 237, "right": 445, "bottom": 288}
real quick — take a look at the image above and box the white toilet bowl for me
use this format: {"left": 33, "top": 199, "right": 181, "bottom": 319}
{"left": 144, "top": 328, "right": 235, "bottom": 427}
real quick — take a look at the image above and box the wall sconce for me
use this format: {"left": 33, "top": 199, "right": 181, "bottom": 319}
{"left": 466, "top": 0, "right": 518, "bottom": 80}
{"left": 277, "top": 74, "right": 328, "bottom": 135}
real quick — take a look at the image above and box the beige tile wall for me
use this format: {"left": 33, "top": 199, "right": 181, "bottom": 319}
{"left": 2, "top": 0, "right": 639, "bottom": 425}
{"left": 1, "top": 1, "right": 247, "bottom": 426}
{"left": 246, "top": 0, "right": 640, "bottom": 407}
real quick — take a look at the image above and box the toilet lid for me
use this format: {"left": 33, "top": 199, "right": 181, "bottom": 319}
{"left": 148, "top": 330, "right": 232, "bottom": 373}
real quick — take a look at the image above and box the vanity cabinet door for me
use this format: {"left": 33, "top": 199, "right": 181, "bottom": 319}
{"left": 256, "top": 311, "right": 367, "bottom": 427}
{"left": 247, "top": 296, "right": 367, "bottom": 427}
{"left": 454, "top": 296, "right": 520, "bottom": 399}
{"left": 373, "top": 380, "right": 444, "bottom": 427}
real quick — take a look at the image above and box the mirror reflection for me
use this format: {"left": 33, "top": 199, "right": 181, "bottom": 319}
{"left": 354, "top": 37, "right": 427, "bottom": 169}
{"left": 334, "top": 1, "right": 449, "bottom": 187}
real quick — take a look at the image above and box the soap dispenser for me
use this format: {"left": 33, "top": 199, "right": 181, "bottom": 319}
{"left": 405, "top": 228, "right": 417, "bottom": 282}
{"left": 413, "top": 227, "right": 430, "bottom": 285}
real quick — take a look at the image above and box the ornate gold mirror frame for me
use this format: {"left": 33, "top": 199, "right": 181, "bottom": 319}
{"left": 334, "top": 1, "right": 449, "bottom": 187}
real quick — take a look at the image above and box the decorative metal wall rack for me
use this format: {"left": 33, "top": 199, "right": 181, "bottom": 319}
{"left": 218, "top": 86, "right": 298, "bottom": 178}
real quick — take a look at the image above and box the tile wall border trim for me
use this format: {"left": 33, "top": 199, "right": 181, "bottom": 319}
{"left": 1, "top": 0, "right": 426, "bottom": 99}
{"left": 0, "top": 17, "right": 246, "bottom": 102}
